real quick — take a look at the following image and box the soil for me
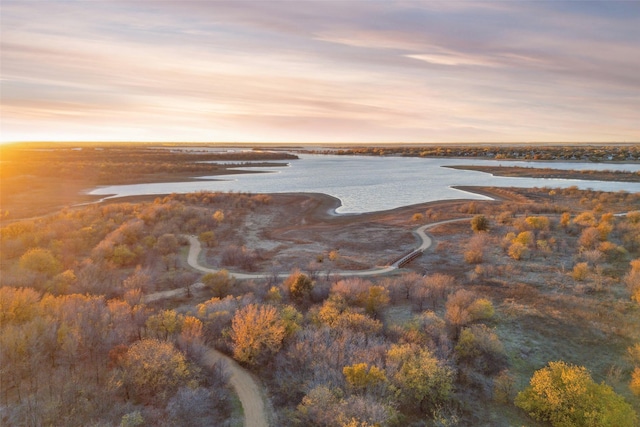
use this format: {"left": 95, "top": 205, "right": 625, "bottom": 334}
{"left": 201, "top": 192, "right": 486, "bottom": 273}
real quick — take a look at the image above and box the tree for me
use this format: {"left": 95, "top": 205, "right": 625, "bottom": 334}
{"left": 230, "top": 304, "right": 285, "bottom": 366}
{"left": 123, "top": 266, "right": 151, "bottom": 293}
{"left": 396, "top": 272, "right": 422, "bottom": 301}
{"left": 471, "top": 215, "right": 489, "bottom": 233}
{"left": 624, "top": 259, "right": 640, "bottom": 303}
{"left": 19, "top": 247, "right": 62, "bottom": 276}
{"left": 156, "top": 233, "right": 178, "bottom": 255}
{"left": 508, "top": 241, "right": 528, "bottom": 260}
{"left": 578, "top": 227, "right": 600, "bottom": 250}
{"left": 145, "top": 309, "right": 183, "bottom": 341}
{"left": 166, "top": 387, "right": 226, "bottom": 427}
{"left": 202, "top": 270, "right": 234, "bottom": 298}
{"left": 362, "top": 285, "right": 390, "bottom": 318}
{"left": 464, "top": 233, "right": 489, "bottom": 264}
{"left": 296, "top": 386, "right": 342, "bottom": 427}
{"left": 343, "top": 363, "right": 387, "bottom": 393}
{"left": 445, "top": 290, "right": 493, "bottom": 337}
{"left": 199, "top": 230, "right": 215, "bottom": 247}
{"left": 50, "top": 269, "right": 77, "bottom": 294}
{"left": 515, "top": 361, "right": 637, "bottom": 427}
{"left": 0, "top": 286, "right": 41, "bottom": 326}
{"left": 386, "top": 344, "right": 454, "bottom": 414}
{"left": 179, "top": 315, "right": 203, "bottom": 357}
{"left": 284, "top": 270, "right": 314, "bottom": 301}
{"left": 574, "top": 212, "right": 597, "bottom": 227}
{"left": 120, "top": 411, "right": 144, "bottom": 427}
{"left": 110, "top": 244, "right": 137, "bottom": 267}
{"left": 295, "top": 386, "right": 395, "bottom": 427}
{"left": 280, "top": 305, "right": 303, "bottom": 337}
{"left": 630, "top": 367, "right": 640, "bottom": 396}
{"left": 413, "top": 273, "right": 454, "bottom": 311}
{"left": 119, "top": 339, "right": 191, "bottom": 404}
{"left": 571, "top": 262, "right": 590, "bottom": 282}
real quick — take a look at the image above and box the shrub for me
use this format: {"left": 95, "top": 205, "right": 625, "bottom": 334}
{"left": 493, "top": 370, "right": 516, "bottom": 403}
{"left": 464, "top": 249, "right": 483, "bottom": 264}
{"left": 455, "top": 325, "right": 506, "bottom": 375}
{"left": 525, "top": 216, "right": 550, "bottom": 231}
{"left": 468, "top": 298, "right": 495, "bottom": 321}
{"left": 508, "top": 242, "right": 528, "bottom": 260}
{"left": 571, "top": 262, "right": 589, "bottom": 282}
{"left": 471, "top": 215, "right": 489, "bottom": 233}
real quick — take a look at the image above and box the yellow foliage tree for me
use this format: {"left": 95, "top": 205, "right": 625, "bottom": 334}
{"left": 120, "top": 339, "right": 191, "bottom": 404}
{"left": 145, "top": 309, "right": 183, "bottom": 341}
{"left": 386, "top": 343, "right": 453, "bottom": 413}
{"left": 630, "top": 367, "right": 640, "bottom": 396}
{"left": 19, "top": 247, "right": 62, "bottom": 276}
{"left": 515, "top": 361, "right": 637, "bottom": 427}
{"left": 230, "top": 304, "right": 285, "bottom": 365}
{"left": 525, "top": 216, "right": 550, "bottom": 231}
{"left": 343, "top": 363, "right": 387, "bottom": 392}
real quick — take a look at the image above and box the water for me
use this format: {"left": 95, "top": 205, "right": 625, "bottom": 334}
{"left": 89, "top": 154, "right": 640, "bottom": 214}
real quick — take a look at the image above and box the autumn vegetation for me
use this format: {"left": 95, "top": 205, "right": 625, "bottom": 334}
{"left": 309, "top": 144, "right": 640, "bottom": 162}
{"left": 0, "top": 143, "right": 296, "bottom": 219}
{"left": 1, "top": 143, "right": 640, "bottom": 426}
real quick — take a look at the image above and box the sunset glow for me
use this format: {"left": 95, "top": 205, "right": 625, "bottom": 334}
{"left": 1, "top": 1, "right": 639, "bottom": 143}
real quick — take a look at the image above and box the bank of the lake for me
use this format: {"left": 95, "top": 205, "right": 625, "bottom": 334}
{"left": 90, "top": 154, "right": 640, "bottom": 214}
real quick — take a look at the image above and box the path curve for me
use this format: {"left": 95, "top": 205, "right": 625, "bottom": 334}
{"left": 202, "top": 348, "right": 270, "bottom": 427}
{"left": 143, "top": 216, "right": 470, "bottom": 304}
{"left": 143, "top": 216, "right": 472, "bottom": 427}
{"left": 186, "top": 216, "right": 471, "bottom": 279}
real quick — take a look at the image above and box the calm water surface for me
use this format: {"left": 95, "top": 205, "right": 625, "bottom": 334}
{"left": 90, "top": 155, "right": 640, "bottom": 214}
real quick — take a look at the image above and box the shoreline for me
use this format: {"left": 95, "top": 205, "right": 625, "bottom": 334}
{"left": 444, "top": 164, "right": 640, "bottom": 182}
{"left": 0, "top": 185, "right": 522, "bottom": 226}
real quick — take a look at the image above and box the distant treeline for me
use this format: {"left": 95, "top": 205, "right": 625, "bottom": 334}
{"left": 0, "top": 145, "right": 297, "bottom": 219}
{"left": 306, "top": 145, "right": 640, "bottom": 162}
{"left": 0, "top": 145, "right": 297, "bottom": 184}
{"left": 445, "top": 165, "right": 640, "bottom": 182}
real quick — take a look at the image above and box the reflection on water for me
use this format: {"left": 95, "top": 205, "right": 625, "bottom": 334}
{"left": 90, "top": 154, "right": 640, "bottom": 214}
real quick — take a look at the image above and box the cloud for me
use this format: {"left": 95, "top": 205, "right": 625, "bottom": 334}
{"left": 1, "top": 1, "right": 639, "bottom": 143}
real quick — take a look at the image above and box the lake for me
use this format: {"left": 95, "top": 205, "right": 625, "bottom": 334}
{"left": 89, "top": 154, "right": 640, "bottom": 214}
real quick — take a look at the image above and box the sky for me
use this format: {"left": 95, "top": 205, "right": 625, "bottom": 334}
{"left": 1, "top": 1, "right": 639, "bottom": 144}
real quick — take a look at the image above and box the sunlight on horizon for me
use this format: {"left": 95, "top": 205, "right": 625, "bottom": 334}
{"left": 2, "top": 1, "right": 639, "bottom": 144}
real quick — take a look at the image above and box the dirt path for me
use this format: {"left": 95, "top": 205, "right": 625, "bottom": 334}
{"left": 186, "top": 217, "right": 470, "bottom": 278}
{"left": 202, "top": 348, "right": 270, "bottom": 427}
{"left": 143, "top": 218, "right": 458, "bottom": 304}
{"left": 143, "top": 217, "right": 471, "bottom": 427}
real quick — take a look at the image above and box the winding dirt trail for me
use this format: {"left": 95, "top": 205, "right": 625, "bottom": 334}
{"left": 201, "top": 348, "right": 270, "bottom": 427}
{"left": 185, "top": 217, "right": 470, "bottom": 279}
{"left": 143, "top": 216, "right": 471, "bottom": 427}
